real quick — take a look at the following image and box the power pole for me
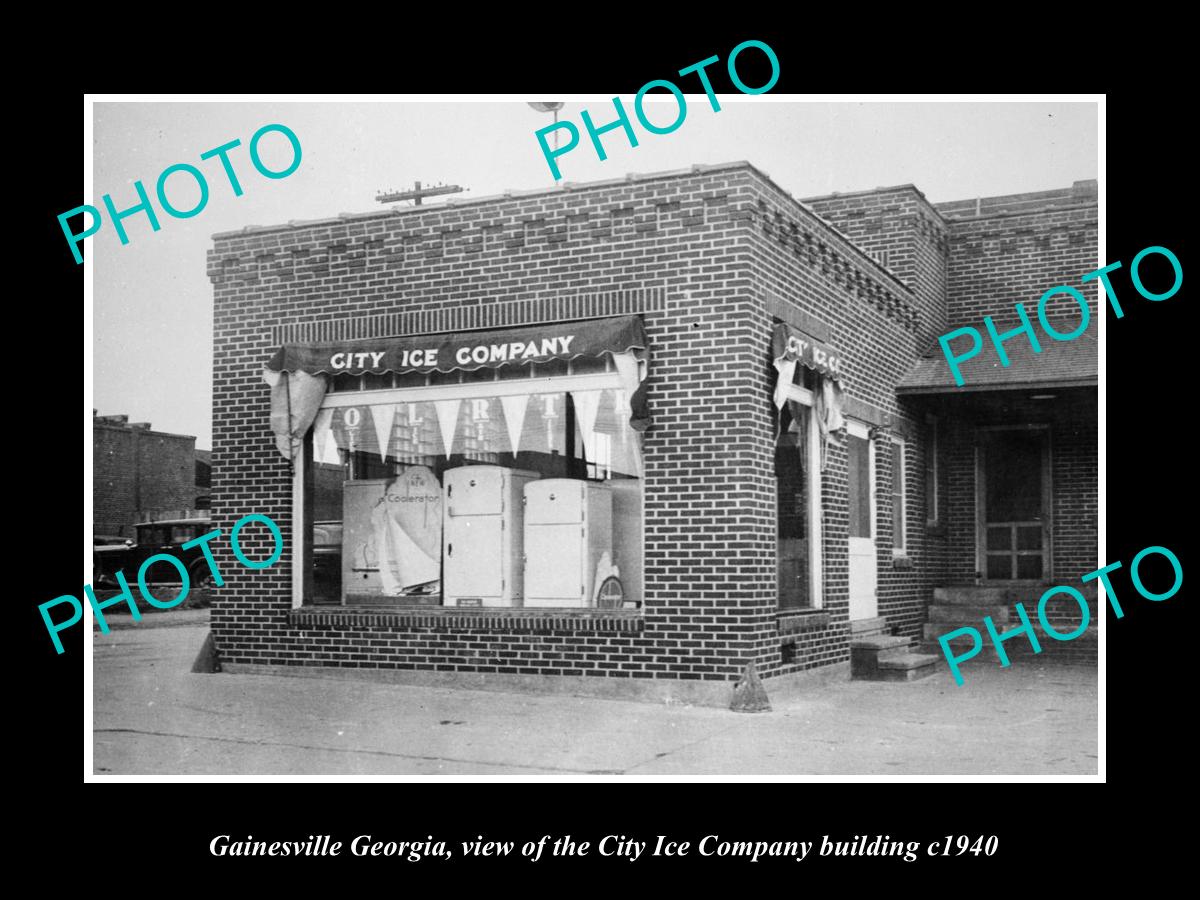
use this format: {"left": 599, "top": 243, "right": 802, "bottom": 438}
{"left": 376, "top": 181, "right": 464, "bottom": 206}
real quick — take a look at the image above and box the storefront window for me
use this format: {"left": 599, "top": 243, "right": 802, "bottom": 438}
{"left": 303, "top": 370, "right": 644, "bottom": 610}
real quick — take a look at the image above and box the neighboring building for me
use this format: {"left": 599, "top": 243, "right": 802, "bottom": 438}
{"left": 93, "top": 413, "right": 200, "bottom": 538}
{"left": 206, "top": 162, "right": 1097, "bottom": 705}
{"left": 195, "top": 449, "right": 212, "bottom": 510}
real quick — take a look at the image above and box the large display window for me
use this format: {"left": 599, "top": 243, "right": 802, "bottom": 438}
{"left": 294, "top": 357, "right": 645, "bottom": 610}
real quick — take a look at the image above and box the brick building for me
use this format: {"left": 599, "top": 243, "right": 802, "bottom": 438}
{"left": 93, "top": 413, "right": 201, "bottom": 537}
{"left": 206, "top": 162, "right": 1098, "bottom": 705}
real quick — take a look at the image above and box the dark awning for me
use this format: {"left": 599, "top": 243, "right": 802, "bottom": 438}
{"left": 771, "top": 322, "right": 844, "bottom": 382}
{"left": 897, "top": 331, "right": 1097, "bottom": 395}
{"left": 266, "top": 316, "right": 647, "bottom": 377}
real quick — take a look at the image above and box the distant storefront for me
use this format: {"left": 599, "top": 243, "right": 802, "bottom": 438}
{"left": 207, "top": 162, "right": 1098, "bottom": 705}
{"left": 93, "top": 412, "right": 201, "bottom": 538}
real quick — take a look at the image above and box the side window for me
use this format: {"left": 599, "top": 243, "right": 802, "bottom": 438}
{"left": 776, "top": 402, "right": 810, "bottom": 609}
{"left": 847, "top": 434, "right": 872, "bottom": 540}
{"left": 925, "top": 416, "right": 939, "bottom": 526}
{"left": 891, "top": 437, "right": 907, "bottom": 554}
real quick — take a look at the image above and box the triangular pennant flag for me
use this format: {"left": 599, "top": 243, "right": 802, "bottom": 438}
{"left": 372, "top": 404, "right": 396, "bottom": 463}
{"left": 433, "top": 399, "right": 461, "bottom": 459}
{"left": 571, "top": 389, "right": 603, "bottom": 450}
{"left": 326, "top": 434, "right": 344, "bottom": 465}
{"left": 323, "top": 412, "right": 344, "bottom": 465}
{"left": 773, "top": 359, "right": 797, "bottom": 410}
{"left": 312, "top": 407, "right": 333, "bottom": 463}
{"left": 500, "top": 394, "right": 530, "bottom": 456}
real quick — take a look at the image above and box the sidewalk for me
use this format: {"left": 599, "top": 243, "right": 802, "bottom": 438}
{"left": 92, "top": 621, "right": 1099, "bottom": 777}
{"left": 92, "top": 607, "right": 212, "bottom": 630}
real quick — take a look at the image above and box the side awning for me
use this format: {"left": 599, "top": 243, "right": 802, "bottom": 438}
{"left": 263, "top": 316, "right": 650, "bottom": 463}
{"left": 771, "top": 322, "right": 844, "bottom": 396}
{"left": 897, "top": 331, "right": 1097, "bottom": 395}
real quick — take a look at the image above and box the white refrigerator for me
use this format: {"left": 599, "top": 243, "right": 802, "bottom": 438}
{"left": 523, "top": 478, "right": 613, "bottom": 608}
{"left": 442, "top": 466, "right": 539, "bottom": 607}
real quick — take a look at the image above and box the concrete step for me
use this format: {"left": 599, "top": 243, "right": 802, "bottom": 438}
{"left": 924, "top": 622, "right": 980, "bottom": 642}
{"left": 918, "top": 640, "right": 1025, "bottom": 662}
{"left": 933, "top": 584, "right": 1099, "bottom": 605}
{"left": 849, "top": 634, "right": 910, "bottom": 652}
{"left": 920, "top": 624, "right": 1031, "bottom": 664}
{"left": 918, "top": 626, "right": 1099, "bottom": 663}
{"left": 928, "top": 604, "right": 1011, "bottom": 624}
{"left": 924, "top": 620, "right": 1097, "bottom": 643}
{"left": 851, "top": 634, "right": 918, "bottom": 678}
{"left": 873, "top": 652, "right": 940, "bottom": 682}
{"left": 917, "top": 643, "right": 1046, "bottom": 667}
{"left": 933, "top": 586, "right": 1030, "bottom": 605}
{"left": 849, "top": 616, "right": 889, "bottom": 637}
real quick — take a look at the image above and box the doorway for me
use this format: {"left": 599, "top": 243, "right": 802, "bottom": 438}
{"left": 846, "top": 420, "right": 877, "bottom": 620}
{"left": 977, "top": 427, "right": 1052, "bottom": 581}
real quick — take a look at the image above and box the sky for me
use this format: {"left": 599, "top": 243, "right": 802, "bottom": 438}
{"left": 91, "top": 98, "right": 1099, "bottom": 448}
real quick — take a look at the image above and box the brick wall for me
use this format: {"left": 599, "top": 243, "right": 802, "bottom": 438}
{"left": 803, "top": 187, "right": 955, "bottom": 600}
{"left": 804, "top": 185, "right": 949, "bottom": 347}
{"left": 743, "top": 178, "right": 944, "bottom": 676}
{"left": 93, "top": 422, "right": 197, "bottom": 536}
{"left": 211, "top": 165, "right": 771, "bottom": 683}
{"left": 936, "top": 181, "right": 1099, "bottom": 329}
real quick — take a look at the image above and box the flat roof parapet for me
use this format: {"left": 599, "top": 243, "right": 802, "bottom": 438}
{"left": 211, "top": 162, "right": 757, "bottom": 241}
{"left": 937, "top": 180, "right": 1097, "bottom": 220}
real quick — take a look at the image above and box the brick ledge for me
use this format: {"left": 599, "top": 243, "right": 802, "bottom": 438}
{"left": 287, "top": 606, "right": 644, "bottom": 633}
{"left": 778, "top": 611, "right": 833, "bottom": 634}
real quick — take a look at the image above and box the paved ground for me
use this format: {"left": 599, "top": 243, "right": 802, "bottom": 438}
{"left": 92, "top": 612, "right": 1099, "bottom": 777}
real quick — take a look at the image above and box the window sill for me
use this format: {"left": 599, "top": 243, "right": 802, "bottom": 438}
{"left": 892, "top": 552, "right": 913, "bottom": 570}
{"left": 288, "top": 606, "right": 645, "bottom": 633}
{"left": 926, "top": 522, "right": 947, "bottom": 538}
{"left": 777, "top": 610, "right": 831, "bottom": 634}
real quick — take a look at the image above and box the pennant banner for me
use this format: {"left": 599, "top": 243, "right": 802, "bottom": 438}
{"left": 434, "top": 399, "right": 461, "bottom": 459}
{"left": 312, "top": 407, "right": 333, "bottom": 464}
{"left": 500, "top": 394, "right": 530, "bottom": 456}
{"left": 371, "top": 404, "right": 397, "bottom": 463}
{"left": 571, "top": 389, "right": 603, "bottom": 450}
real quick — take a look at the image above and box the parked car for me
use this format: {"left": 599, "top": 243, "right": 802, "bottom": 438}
{"left": 92, "top": 517, "right": 215, "bottom": 588}
{"left": 92, "top": 533, "right": 129, "bottom": 547}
